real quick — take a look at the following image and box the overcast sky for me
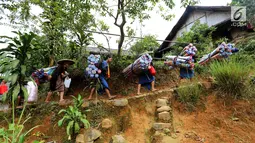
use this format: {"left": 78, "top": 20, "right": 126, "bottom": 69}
{"left": 0, "top": 0, "right": 231, "bottom": 49}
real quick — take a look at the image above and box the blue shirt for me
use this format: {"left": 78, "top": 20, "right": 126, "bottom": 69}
{"left": 100, "top": 60, "right": 108, "bottom": 77}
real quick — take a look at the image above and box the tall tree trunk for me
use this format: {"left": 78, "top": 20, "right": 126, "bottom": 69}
{"left": 118, "top": 25, "right": 125, "bottom": 56}
{"left": 116, "top": 0, "right": 126, "bottom": 56}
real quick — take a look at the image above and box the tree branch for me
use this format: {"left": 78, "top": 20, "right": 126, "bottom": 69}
{"left": 91, "top": 40, "right": 110, "bottom": 52}
{"left": 95, "top": 25, "right": 111, "bottom": 50}
{"left": 123, "top": 38, "right": 134, "bottom": 49}
{"left": 75, "top": 32, "right": 82, "bottom": 46}
{"left": 113, "top": 0, "right": 121, "bottom": 27}
{"left": 102, "top": 5, "right": 116, "bottom": 20}
{"left": 124, "top": 0, "right": 132, "bottom": 7}
{"left": 120, "top": 0, "right": 126, "bottom": 27}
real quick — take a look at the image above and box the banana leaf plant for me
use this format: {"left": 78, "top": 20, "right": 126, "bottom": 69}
{"left": 0, "top": 31, "right": 40, "bottom": 143}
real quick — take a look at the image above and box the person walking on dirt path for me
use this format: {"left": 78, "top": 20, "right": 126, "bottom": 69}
{"left": 97, "top": 55, "right": 116, "bottom": 100}
{"left": 45, "top": 63, "right": 69, "bottom": 103}
{"left": 137, "top": 62, "right": 157, "bottom": 95}
{"left": 87, "top": 71, "right": 101, "bottom": 100}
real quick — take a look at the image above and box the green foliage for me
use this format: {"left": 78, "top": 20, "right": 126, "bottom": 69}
{"left": 153, "top": 61, "right": 169, "bottom": 70}
{"left": 209, "top": 58, "right": 251, "bottom": 98}
{"left": 0, "top": 31, "right": 37, "bottom": 102}
{"left": 130, "top": 35, "right": 160, "bottom": 56}
{"left": 181, "top": 0, "right": 199, "bottom": 8}
{"left": 1, "top": 0, "right": 199, "bottom": 58}
{"left": 0, "top": 118, "right": 40, "bottom": 143}
{"left": 1, "top": 0, "right": 95, "bottom": 67}
{"left": 235, "top": 33, "right": 255, "bottom": 56}
{"left": 110, "top": 55, "right": 134, "bottom": 72}
{"left": 0, "top": 31, "right": 40, "bottom": 143}
{"left": 176, "top": 83, "right": 202, "bottom": 111}
{"left": 169, "top": 20, "right": 215, "bottom": 56}
{"left": 72, "top": 94, "right": 84, "bottom": 110}
{"left": 95, "top": 0, "right": 197, "bottom": 55}
{"left": 214, "top": 37, "right": 229, "bottom": 47}
{"left": 58, "top": 95, "right": 90, "bottom": 140}
{"left": 195, "top": 63, "right": 209, "bottom": 77}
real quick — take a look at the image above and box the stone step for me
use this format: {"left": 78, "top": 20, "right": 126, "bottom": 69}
{"left": 158, "top": 111, "right": 171, "bottom": 122}
{"left": 152, "top": 123, "right": 172, "bottom": 131}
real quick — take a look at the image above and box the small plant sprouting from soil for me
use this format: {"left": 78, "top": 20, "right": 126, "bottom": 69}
{"left": 58, "top": 95, "right": 90, "bottom": 141}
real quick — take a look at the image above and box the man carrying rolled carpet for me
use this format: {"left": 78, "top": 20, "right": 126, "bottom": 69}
{"left": 98, "top": 55, "right": 116, "bottom": 100}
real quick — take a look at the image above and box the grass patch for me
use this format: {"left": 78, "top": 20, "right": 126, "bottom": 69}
{"left": 195, "top": 63, "right": 210, "bottom": 77}
{"left": 176, "top": 83, "right": 203, "bottom": 111}
{"left": 209, "top": 58, "right": 253, "bottom": 98}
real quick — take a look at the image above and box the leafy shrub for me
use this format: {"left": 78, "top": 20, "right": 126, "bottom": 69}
{"left": 73, "top": 94, "right": 83, "bottom": 109}
{"left": 235, "top": 33, "right": 255, "bottom": 56}
{"left": 153, "top": 61, "right": 168, "bottom": 70}
{"left": 209, "top": 59, "right": 250, "bottom": 98}
{"left": 58, "top": 95, "right": 90, "bottom": 141}
{"left": 176, "top": 84, "right": 202, "bottom": 110}
{"left": 171, "top": 20, "right": 215, "bottom": 56}
{"left": 110, "top": 55, "right": 134, "bottom": 72}
{"left": 0, "top": 31, "right": 40, "bottom": 143}
{"left": 130, "top": 35, "right": 160, "bottom": 56}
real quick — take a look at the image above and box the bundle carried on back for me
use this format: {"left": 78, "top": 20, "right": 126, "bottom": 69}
{"left": 122, "top": 54, "right": 153, "bottom": 77}
{"left": 85, "top": 54, "right": 101, "bottom": 79}
{"left": 198, "top": 43, "right": 239, "bottom": 65}
{"left": 31, "top": 66, "right": 57, "bottom": 85}
{"left": 164, "top": 55, "right": 194, "bottom": 70}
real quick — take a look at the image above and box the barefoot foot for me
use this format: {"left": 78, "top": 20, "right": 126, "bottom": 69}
{"left": 108, "top": 95, "right": 116, "bottom": 100}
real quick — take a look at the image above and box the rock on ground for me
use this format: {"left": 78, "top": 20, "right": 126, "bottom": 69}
{"left": 112, "top": 99, "right": 128, "bottom": 107}
{"left": 76, "top": 134, "right": 85, "bottom": 143}
{"left": 153, "top": 123, "right": 172, "bottom": 130}
{"left": 152, "top": 132, "right": 179, "bottom": 143}
{"left": 158, "top": 111, "right": 171, "bottom": 121}
{"left": 102, "top": 118, "right": 113, "bottom": 129}
{"left": 84, "top": 129, "right": 102, "bottom": 142}
{"left": 110, "top": 135, "right": 127, "bottom": 143}
{"left": 156, "top": 99, "right": 168, "bottom": 107}
{"left": 157, "top": 106, "right": 172, "bottom": 112}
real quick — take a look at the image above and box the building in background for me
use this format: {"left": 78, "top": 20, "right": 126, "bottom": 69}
{"left": 155, "top": 6, "right": 253, "bottom": 58}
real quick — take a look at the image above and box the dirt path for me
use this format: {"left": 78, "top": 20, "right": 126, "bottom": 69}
{"left": 124, "top": 107, "right": 154, "bottom": 143}
{"left": 172, "top": 95, "right": 255, "bottom": 143}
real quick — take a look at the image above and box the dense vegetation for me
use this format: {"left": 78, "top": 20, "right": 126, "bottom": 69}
{"left": 0, "top": 0, "right": 254, "bottom": 142}
{"left": 168, "top": 20, "right": 216, "bottom": 56}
